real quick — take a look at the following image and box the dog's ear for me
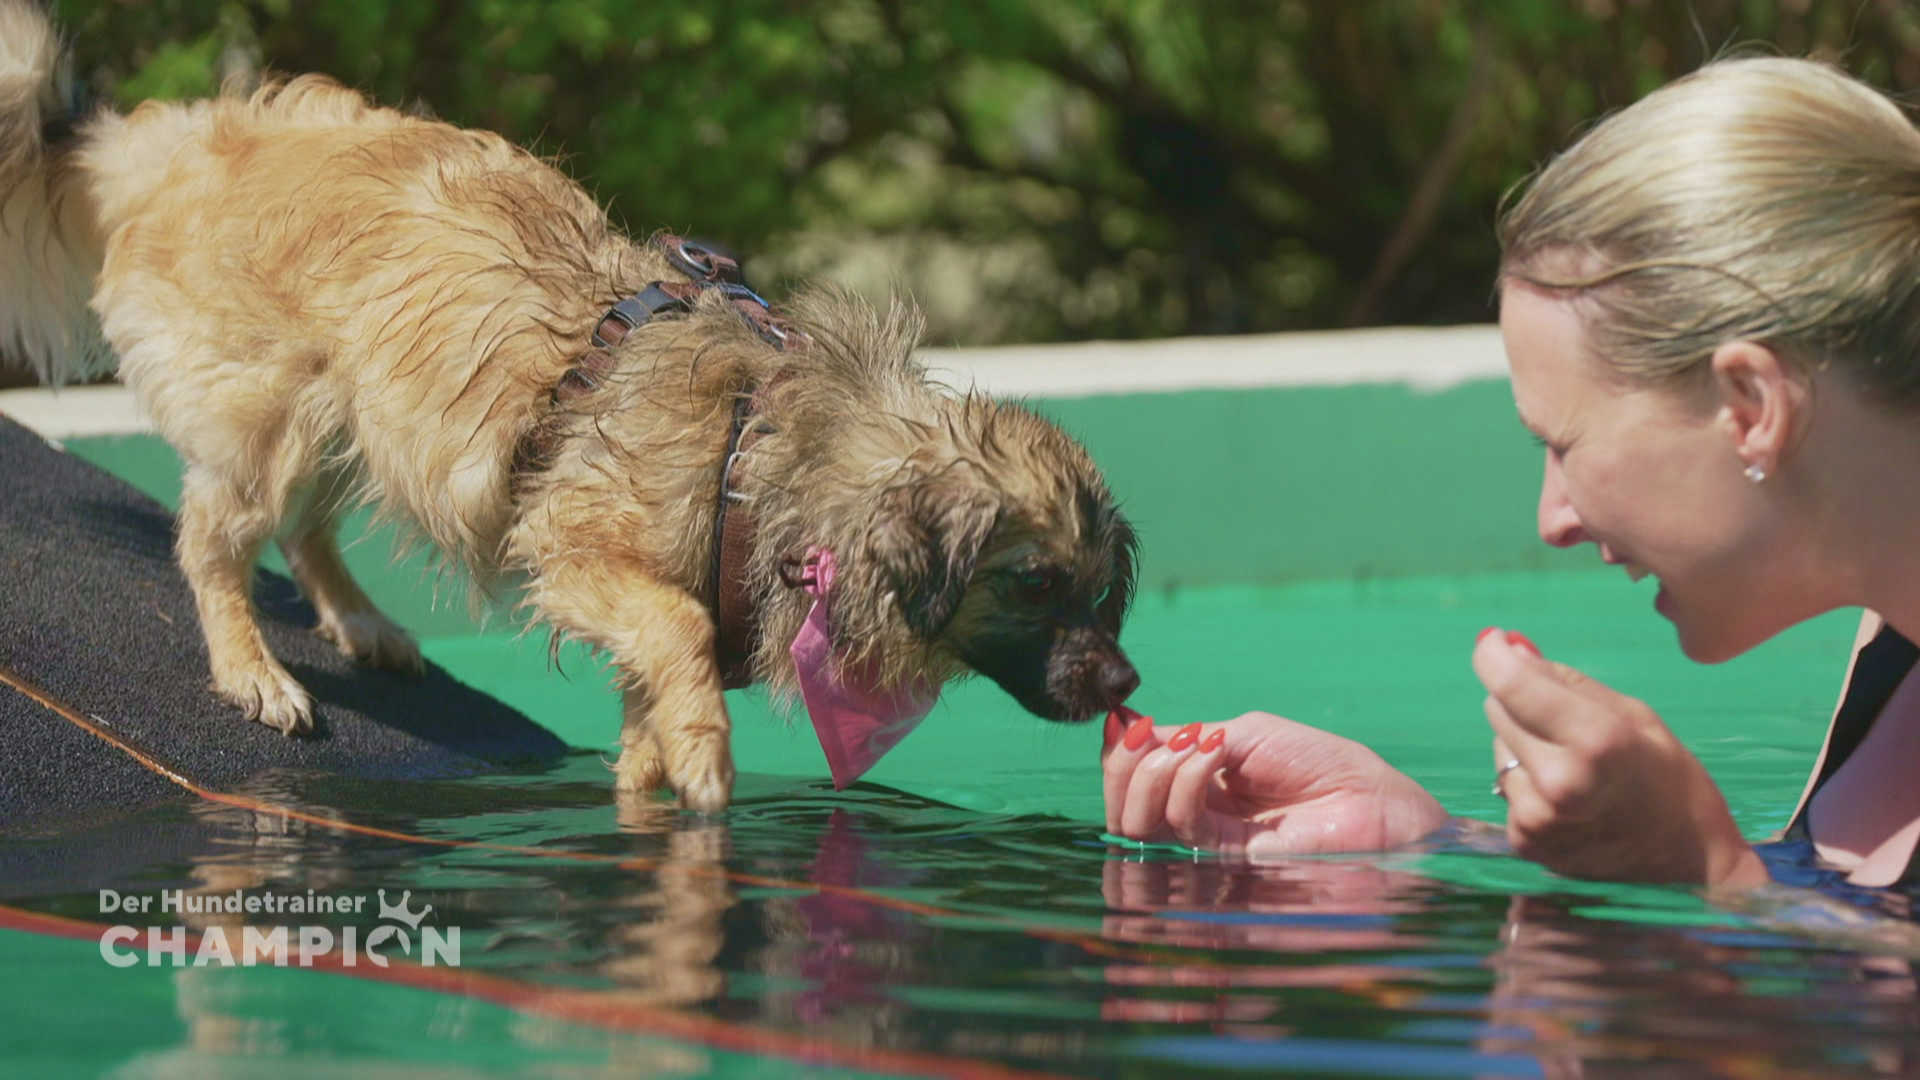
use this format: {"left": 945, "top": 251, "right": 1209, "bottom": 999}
{"left": 1097, "top": 514, "right": 1138, "bottom": 637}
{"left": 868, "top": 469, "right": 1000, "bottom": 638}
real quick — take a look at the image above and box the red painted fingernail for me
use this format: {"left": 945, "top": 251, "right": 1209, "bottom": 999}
{"left": 1123, "top": 715, "right": 1155, "bottom": 751}
{"left": 1168, "top": 723, "right": 1203, "bottom": 752}
{"left": 1199, "top": 729, "right": 1225, "bottom": 753}
{"left": 1506, "top": 631, "right": 1541, "bottom": 658}
{"left": 1103, "top": 711, "right": 1126, "bottom": 751}
{"left": 1477, "top": 626, "right": 1498, "bottom": 645}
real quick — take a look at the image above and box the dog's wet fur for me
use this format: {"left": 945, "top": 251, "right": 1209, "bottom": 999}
{"left": 0, "top": 0, "right": 1138, "bottom": 809}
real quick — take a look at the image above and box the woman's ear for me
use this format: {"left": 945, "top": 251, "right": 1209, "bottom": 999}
{"left": 1710, "top": 341, "right": 1808, "bottom": 475}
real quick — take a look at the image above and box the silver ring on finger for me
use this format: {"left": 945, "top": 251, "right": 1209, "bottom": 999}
{"left": 1492, "top": 758, "right": 1522, "bottom": 799}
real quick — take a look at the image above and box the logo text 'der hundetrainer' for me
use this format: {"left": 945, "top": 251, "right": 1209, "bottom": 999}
{"left": 97, "top": 888, "right": 460, "bottom": 967}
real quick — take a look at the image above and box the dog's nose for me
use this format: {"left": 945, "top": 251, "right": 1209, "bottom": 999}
{"left": 1100, "top": 658, "right": 1140, "bottom": 705}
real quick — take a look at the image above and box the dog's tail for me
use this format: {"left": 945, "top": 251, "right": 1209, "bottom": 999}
{"left": 0, "top": 0, "right": 109, "bottom": 384}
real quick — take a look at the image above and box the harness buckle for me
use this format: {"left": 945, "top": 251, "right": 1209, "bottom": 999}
{"left": 656, "top": 234, "right": 742, "bottom": 284}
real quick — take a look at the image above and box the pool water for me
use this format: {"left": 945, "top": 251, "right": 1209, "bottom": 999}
{"left": 6, "top": 569, "right": 1918, "bottom": 1079}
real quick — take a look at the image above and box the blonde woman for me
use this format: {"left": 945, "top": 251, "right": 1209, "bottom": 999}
{"left": 1103, "top": 56, "right": 1920, "bottom": 889}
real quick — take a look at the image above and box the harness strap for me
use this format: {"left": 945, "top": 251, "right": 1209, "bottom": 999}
{"left": 517, "top": 235, "right": 805, "bottom": 687}
{"left": 711, "top": 395, "right": 760, "bottom": 688}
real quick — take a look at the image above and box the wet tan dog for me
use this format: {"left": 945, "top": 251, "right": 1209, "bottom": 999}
{"left": 0, "top": 2, "right": 1138, "bottom": 810}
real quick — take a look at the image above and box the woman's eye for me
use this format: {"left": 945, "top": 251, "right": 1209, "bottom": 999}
{"left": 1531, "top": 433, "right": 1564, "bottom": 460}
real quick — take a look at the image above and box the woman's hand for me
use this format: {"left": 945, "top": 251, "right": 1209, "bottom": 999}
{"left": 1100, "top": 708, "right": 1448, "bottom": 857}
{"left": 1474, "top": 629, "right": 1770, "bottom": 888}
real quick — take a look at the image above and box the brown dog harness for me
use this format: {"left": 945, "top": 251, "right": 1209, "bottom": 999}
{"left": 518, "top": 234, "right": 804, "bottom": 689}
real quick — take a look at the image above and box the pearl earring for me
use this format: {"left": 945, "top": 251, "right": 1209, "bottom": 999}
{"left": 1743, "top": 463, "right": 1766, "bottom": 483}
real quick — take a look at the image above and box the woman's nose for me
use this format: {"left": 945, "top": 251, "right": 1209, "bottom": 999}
{"left": 1537, "top": 451, "right": 1587, "bottom": 548}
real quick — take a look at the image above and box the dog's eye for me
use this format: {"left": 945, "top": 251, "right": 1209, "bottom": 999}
{"left": 1012, "top": 568, "right": 1057, "bottom": 602}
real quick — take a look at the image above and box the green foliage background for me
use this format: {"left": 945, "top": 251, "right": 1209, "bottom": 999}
{"left": 49, "top": 0, "right": 1920, "bottom": 346}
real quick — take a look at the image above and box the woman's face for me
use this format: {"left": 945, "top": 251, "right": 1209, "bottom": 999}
{"left": 1499, "top": 284, "right": 1797, "bottom": 663}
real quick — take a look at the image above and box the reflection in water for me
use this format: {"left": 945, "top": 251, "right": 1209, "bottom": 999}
{"left": 602, "top": 797, "right": 734, "bottom": 1008}
{"left": 8, "top": 757, "right": 1920, "bottom": 1078}
{"left": 1097, "top": 856, "right": 1438, "bottom": 1031}
{"left": 753, "top": 809, "right": 918, "bottom": 1046}
{"left": 178, "top": 771, "right": 358, "bottom": 930}
{"left": 1480, "top": 894, "right": 1920, "bottom": 1078}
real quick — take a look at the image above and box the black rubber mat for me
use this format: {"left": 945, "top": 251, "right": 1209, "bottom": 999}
{"left": 0, "top": 415, "right": 567, "bottom": 835}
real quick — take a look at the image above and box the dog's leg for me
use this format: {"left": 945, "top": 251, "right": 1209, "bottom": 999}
{"left": 532, "top": 559, "right": 734, "bottom": 812}
{"left": 617, "top": 686, "right": 669, "bottom": 797}
{"left": 279, "top": 521, "right": 424, "bottom": 676}
{"left": 176, "top": 466, "right": 314, "bottom": 734}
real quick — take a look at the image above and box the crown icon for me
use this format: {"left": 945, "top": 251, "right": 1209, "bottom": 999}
{"left": 377, "top": 889, "right": 433, "bottom": 929}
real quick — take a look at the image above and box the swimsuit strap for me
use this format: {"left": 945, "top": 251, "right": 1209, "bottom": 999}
{"left": 1788, "top": 624, "right": 1920, "bottom": 838}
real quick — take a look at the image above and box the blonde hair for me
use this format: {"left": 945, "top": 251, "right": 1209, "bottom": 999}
{"left": 1498, "top": 57, "right": 1920, "bottom": 406}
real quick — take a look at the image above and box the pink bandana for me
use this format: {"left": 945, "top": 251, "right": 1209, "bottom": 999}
{"left": 790, "top": 549, "right": 940, "bottom": 789}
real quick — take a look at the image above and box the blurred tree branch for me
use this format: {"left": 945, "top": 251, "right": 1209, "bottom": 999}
{"left": 48, "top": 0, "right": 1920, "bottom": 345}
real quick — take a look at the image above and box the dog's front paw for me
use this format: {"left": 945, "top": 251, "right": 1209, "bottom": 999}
{"left": 613, "top": 736, "right": 732, "bottom": 811}
{"left": 213, "top": 662, "right": 315, "bottom": 736}
{"left": 317, "top": 610, "right": 424, "bottom": 677}
{"left": 612, "top": 740, "right": 669, "bottom": 798}
{"left": 663, "top": 739, "right": 735, "bottom": 815}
